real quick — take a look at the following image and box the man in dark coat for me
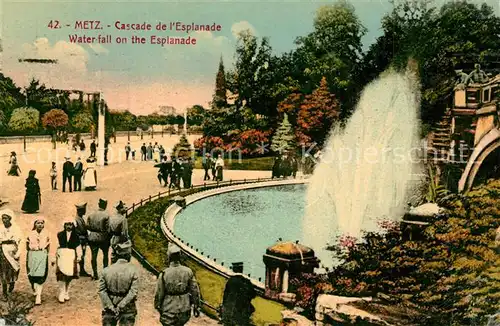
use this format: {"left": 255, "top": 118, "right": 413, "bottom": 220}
{"left": 141, "top": 143, "right": 147, "bottom": 161}
{"left": 86, "top": 198, "right": 111, "bottom": 280}
{"left": 74, "top": 202, "right": 91, "bottom": 277}
{"left": 62, "top": 156, "right": 74, "bottom": 193}
{"left": 181, "top": 158, "right": 192, "bottom": 189}
{"left": 202, "top": 154, "right": 211, "bottom": 181}
{"left": 272, "top": 156, "right": 282, "bottom": 179}
{"left": 220, "top": 275, "right": 256, "bottom": 325}
{"left": 99, "top": 241, "right": 139, "bottom": 326}
{"left": 90, "top": 140, "right": 97, "bottom": 157}
{"left": 73, "top": 157, "right": 83, "bottom": 191}
{"left": 154, "top": 244, "right": 200, "bottom": 325}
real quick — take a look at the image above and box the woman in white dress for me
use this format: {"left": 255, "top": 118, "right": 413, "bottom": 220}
{"left": 83, "top": 157, "right": 97, "bottom": 190}
{"left": 153, "top": 143, "right": 161, "bottom": 162}
{"left": 0, "top": 209, "right": 22, "bottom": 299}
{"left": 26, "top": 216, "right": 50, "bottom": 305}
{"left": 215, "top": 154, "right": 225, "bottom": 181}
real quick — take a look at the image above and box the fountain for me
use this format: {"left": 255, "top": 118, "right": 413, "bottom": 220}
{"left": 303, "top": 67, "right": 423, "bottom": 268}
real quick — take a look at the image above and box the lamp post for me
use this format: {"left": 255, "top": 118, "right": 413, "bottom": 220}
{"left": 17, "top": 58, "right": 58, "bottom": 152}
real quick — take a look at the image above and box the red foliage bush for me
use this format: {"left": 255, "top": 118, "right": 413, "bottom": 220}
{"left": 225, "top": 129, "right": 271, "bottom": 157}
{"left": 193, "top": 136, "right": 224, "bottom": 154}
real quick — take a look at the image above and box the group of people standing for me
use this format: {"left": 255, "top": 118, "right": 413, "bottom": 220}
{"left": 140, "top": 142, "right": 165, "bottom": 162}
{"left": 0, "top": 202, "right": 203, "bottom": 326}
{"left": 272, "top": 153, "right": 299, "bottom": 179}
{"left": 202, "top": 153, "right": 225, "bottom": 182}
{"left": 155, "top": 156, "right": 194, "bottom": 190}
{"left": 0, "top": 198, "right": 129, "bottom": 305}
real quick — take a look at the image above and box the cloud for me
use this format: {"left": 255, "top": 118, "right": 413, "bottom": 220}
{"left": 20, "top": 37, "right": 89, "bottom": 72}
{"left": 88, "top": 43, "right": 109, "bottom": 55}
{"left": 162, "top": 31, "right": 234, "bottom": 82}
{"left": 231, "top": 21, "right": 258, "bottom": 39}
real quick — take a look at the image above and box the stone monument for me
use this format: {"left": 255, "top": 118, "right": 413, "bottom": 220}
{"left": 97, "top": 92, "right": 106, "bottom": 166}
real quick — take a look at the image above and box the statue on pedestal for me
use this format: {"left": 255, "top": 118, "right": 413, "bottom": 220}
{"left": 468, "top": 63, "right": 489, "bottom": 84}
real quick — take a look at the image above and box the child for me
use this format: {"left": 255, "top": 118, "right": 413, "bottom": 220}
{"left": 49, "top": 162, "right": 57, "bottom": 190}
{"left": 131, "top": 149, "right": 136, "bottom": 160}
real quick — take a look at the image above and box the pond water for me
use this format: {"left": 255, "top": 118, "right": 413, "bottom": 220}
{"left": 174, "top": 184, "right": 306, "bottom": 280}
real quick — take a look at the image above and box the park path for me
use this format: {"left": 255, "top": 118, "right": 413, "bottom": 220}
{"left": 0, "top": 136, "right": 270, "bottom": 326}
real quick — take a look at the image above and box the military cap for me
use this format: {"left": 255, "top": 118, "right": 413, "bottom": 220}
{"left": 114, "top": 200, "right": 126, "bottom": 209}
{"left": 75, "top": 202, "right": 87, "bottom": 210}
{"left": 167, "top": 243, "right": 181, "bottom": 256}
{"left": 114, "top": 240, "right": 132, "bottom": 256}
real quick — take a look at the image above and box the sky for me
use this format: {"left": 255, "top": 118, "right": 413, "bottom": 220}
{"left": 1, "top": 0, "right": 498, "bottom": 115}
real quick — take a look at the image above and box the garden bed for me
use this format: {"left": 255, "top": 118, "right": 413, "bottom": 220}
{"left": 128, "top": 185, "right": 285, "bottom": 325}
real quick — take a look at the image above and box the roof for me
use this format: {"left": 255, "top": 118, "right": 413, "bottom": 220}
{"left": 266, "top": 241, "right": 315, "bottom": 259}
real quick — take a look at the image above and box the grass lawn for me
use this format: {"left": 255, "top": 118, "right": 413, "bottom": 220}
{"left": 193, "top": 156, "right": 274, "bottom": 171}
{"left": 128, "top": 192, "right": 285, "bottom": 325}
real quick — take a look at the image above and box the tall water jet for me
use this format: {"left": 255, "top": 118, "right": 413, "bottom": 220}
{"left": 303, "top": 67, "right": 423, "bottom": 268}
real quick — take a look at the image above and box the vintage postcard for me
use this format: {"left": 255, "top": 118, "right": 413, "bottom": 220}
{"left": 0, "top": 0, "right": 499, "bottom": 325}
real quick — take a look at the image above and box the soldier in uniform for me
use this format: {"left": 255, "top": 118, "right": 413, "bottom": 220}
{"left": 87, "top": 198, "right": 111, "bottom": 280}
{"left": 99, "top": 241, "right": 139, "bottom": 326}
{"left": 109, "top": 201, "right": 129, "bottom": 264}
{"left": 74, "top": 202, "right": 91, "bottom": 277}
{"left": 154, "top": 244, "right": 200, "bottom": 326}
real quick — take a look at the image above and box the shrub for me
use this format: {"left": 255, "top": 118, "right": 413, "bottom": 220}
{"left": 172, "top": 134, "right": 192, "bottom": 158}
{"left": 194, "top": 136, "right": 224, "bottom": 154}
{"left": 225, "top": 129, "right": 271, "bottom": 157}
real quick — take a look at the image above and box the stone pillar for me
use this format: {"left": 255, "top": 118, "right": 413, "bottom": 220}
{"left": 282, "top": 269, "right": 289, "bottom": 293}
{"left": 183, "top": 111, "right": 187, "bottom": 134}
{"left": 274, "top": 267, "right": 280, "bottom": 290}
{"left": 97, "top": 92, "right": 105, "bottom": 166}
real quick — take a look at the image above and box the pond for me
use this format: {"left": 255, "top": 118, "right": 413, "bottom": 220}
{"left": 174, "top": 184, "right": 306, "bottom": 280}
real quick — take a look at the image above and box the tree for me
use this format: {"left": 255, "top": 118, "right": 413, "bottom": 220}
{"left": 202, "top": 106, "right": 241, "bottom": 138}
{"left": 42, "top": 109, "right": 69, "bottom": 133}
{"left": 71, "top": 112, "right": 94, "bottom": 132}
{"left": 8, "top": 107, "right": 39, "bottom": 134}
{"left": 271, "top": 113, "right": 296, "bottom": 154}
{"left": 0, "top": 73, "right": 24, "bottom": 124}
{"left": 214, "top": 57, "right": 227, "bottom": 108}
{"left": 297, "top": 77, "right": 340, "bottom": 146}
{"left": 172, "top": 134, "right": 192, "bottom": 158}
{"left": 292, "top": 1, "right": 366, "bottom": 118}
{"left": 187, "top": 105, "right": 205, "bottom": 125}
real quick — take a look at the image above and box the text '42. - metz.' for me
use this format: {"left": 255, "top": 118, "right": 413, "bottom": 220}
{"left": 75, "top": 20, "right": 103, "bottom": 29}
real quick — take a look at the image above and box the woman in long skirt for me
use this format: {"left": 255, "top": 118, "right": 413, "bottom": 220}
{"left": 26, "top": 217, "right": 50, "bottom": 305}
{"left": 7, "top": 152, "right": 21, "bottom": 176}
{"left": 83, "top": 157, "right": 97, "bottom": 190}
{"left": 53, "top": 218, "right": 81, "bottom": 303}
{"left": 215, "top": 155, "right": 224, "bottom": 181}
{"left": 0, "top": 209, "right": 22, "bottom": 299}
{"left": 21, "top": 170, "right": 41, "bottom": 214}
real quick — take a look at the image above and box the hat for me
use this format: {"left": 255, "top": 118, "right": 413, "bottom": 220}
{"left": 167, "top": 243, "right": 181, "bottom": 256}
{"left": 113, "top": 240, "right": 132, "bottom": 256}
{"left": 32, "top": 216, "right": 45, "bottom": 230}
{"left": 1, "top": 209, "right": 15, "bottom": 219}
{"left": 10, "top": 151, "right": 16, "bottom": 155}
{"left": 114, "top": 201, "right": 126, "bottom": 210}
{"left": 99, "top": 198, "right": 107, "bottom": 205}
{"left": 75, "top": 202, "right": 87, "bottom": 210}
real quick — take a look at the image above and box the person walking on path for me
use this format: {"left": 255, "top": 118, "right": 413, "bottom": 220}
{"left": 109, "top": 201, "right": 129, "bottom": 264}
{"left": 215, "top": 155, "right": 224, "bottom": 181}
{"left": 141, "top": 143, "right": 147, "bottom": 161}
{"left": 53, "top": 218, "right": 82, "bottom": 303}
{"left": 73, "top": 157, "right": 84, "bottom": 192}
{"left": 202, "top": 154, "right": 212, "bottom": 181}
{"left": 147, "top": 143, "right": 153, "bottom": 161}
{"left": 154, "top": 244, "right": 200, "bottom": 326}
{"left": 87, "top": 198, "right": 111, "bottom": 280}
{"left": 211, "top": 156, "right": 217, "bottom": 181}
{"left": 125, "top": 142, "right": 131, "bottom": 161}
{"left": 26, "top": 216, "right": 50, "bottom": 305}
{"left": 74, "top": 202, "right": 91, "bottom": 277}
{"left": 21, "top": 170, "right": 41, "bottom": 214}
{"left": 99, "top": 241, "right": 139, "bottom": 326}
{"left": 7, "top": 152, "right": 21, "bottom": 176}
{"left": 90, "top": 140, "right": 97, "bottom": 157}
{"left": 62, "top": 156, "right": 74, "bottom": 193}
{"left": 0, "top": 209, "right": 22, "bottom": 299}
{"left": 50, "top": 162, "right": 58, "bottom": 190}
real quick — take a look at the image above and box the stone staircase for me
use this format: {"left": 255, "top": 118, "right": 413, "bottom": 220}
{"left": 428, "top": 111, "right": 453, "bottom": 163}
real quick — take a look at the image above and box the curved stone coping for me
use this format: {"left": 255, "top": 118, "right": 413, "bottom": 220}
{"left": 161, "top": 178, "right": 308, "bottom": 291}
